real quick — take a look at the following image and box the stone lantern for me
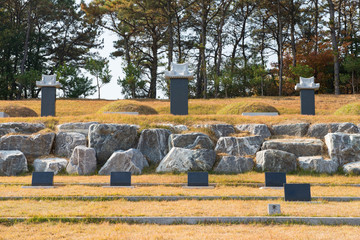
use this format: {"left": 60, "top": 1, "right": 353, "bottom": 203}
{"left": 295, "top": 77, "right": 320, "bottom": 115}
{"left": 165, "top": 63, "right": 193, "bottom": 115}
{"left": 36, "top": 75, "right": 62, "bottom": 117}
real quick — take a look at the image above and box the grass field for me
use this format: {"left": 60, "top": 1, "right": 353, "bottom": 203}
{"left": 0, "top": 94, "right": 359, "bottom": 126}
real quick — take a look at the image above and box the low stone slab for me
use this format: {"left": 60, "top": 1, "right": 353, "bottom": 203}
{"left": 54, "top": 132, "right": 86, "bottom": 158}
{"left": 261, "top": 139, "right": 323, "bottom": 157}
{"left": 156, "top": 147, "right": 216, "bottom": 173}
{"left": 66, "top": 146, "right": 97, "bottom": 175}
{"left": 0, "top": 122, "right": 45, "bottom": 137}
{"left": 0, "top": 150, "right": 28, "bottom": 176}
{"left": 343, "top": 161, "right": 360, "bottom": 175}
{"left": 169, "top": 133, "right": 214, "bottom": 150}
{"left": 298, "top": 156, "right": 338, "bottom": 174}
{"left": 271, "top": 123, "right": 309, "bottom": 136}
{"left": 0, "top": 133, "right": 55, "bottom": 159}
{"left": 242, "top": 112, "right": 279, "bottom": 116}
{"left": 235, "top": 124, "right": 271, "bottom": 139}
{"left": 99, "top": 149, "right": 149, "bottom": 175}
{"left": 89, "top": 124, "right": 138, "bottom": 165}
{"left": 137, "top": 129, "right": 171, "bottom": 164}
{"left": 57, "top": 122, "right": 98, "bottom": 137}
{"left": 256, "top": 149, "right": 297, "bottom": 173}
{"left": 215, "top": 136, "right": 263, "bottom": 156}
{"left": 33, "top": 158, "right": 68, "bottom": 175}
{"left": 325, "top": 133, "right": 360, "bottom": 165}
{"left": 307, "top": 123, "right": 359, "bottom": 139}
{"left": 214, "top": 156, "right": 254, "bottom": 173}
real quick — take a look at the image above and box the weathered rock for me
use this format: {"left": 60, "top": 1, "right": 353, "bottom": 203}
{"left": 307, "top": 123, "right": 359, "bottom": 139}
{"left": 33, "top": 158, "right": 68, "bottom": 175}
{"left": 271, "top": 123, "right": 309, "bottom": 136}
{"left": 261, "top": 139, "right": 323, "bottom": 157}
{"left": 98, "top": 149, "right": 149, "bottom": 175}
{"left": 156, "top": 147, "right": 216, "bottom": 172}
{"left": 0, "top": 150, "right": 28, "bottom": 176}
{"left": 137, "top": 129, "right": 171, "bottom": 164}
{"left": 88, "top": 124, "right": 138, "bottom": 165}
{"left": 66, "top": 146, "right": 97, "bottom": 175}
{"left": 54, "top": 132, "right": 86, "bottom": 158}
{"left": 209, "top": 124, "right": 235, "bottom": 138}
{"left": 325, "top": 133, "right": 360, "bottom": 165}
{"left": 169, "top": 133, "right": 214, "bottom": 150}
{"left": 343, "top": 161, "right": 360, "bottom": 175}
{"left": 215, "top": 136, "right": 263, "bottom": 156}
{"left": 235, "top": 124, "right": 271, "bottom": 139}
{"left": 57, "top": 122, "right": 98, "bottom": 137}
{"left": 158, "top": 123, "right": 187, "bottom": 132}
{"left": 174, "top": 125, "right": 188, "bottom": 132}
{"left": 256, "top": 149, "right": 297, "bottom": 172}
{"left": 0, "top": 133, "right": 55, "bottom": 159}
{"left": 214, "top": 155, "right": 254, "bottom": 173}
{"left": 0, "top": 122, "right": 45, "bottom": 137}
{"left": 298, "top": 156, "right": 338, "bottom": 174}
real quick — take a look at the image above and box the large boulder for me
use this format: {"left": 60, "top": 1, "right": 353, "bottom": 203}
{"left": 0, "top": 150, "right": 28, "bottom": 176}
{"left": 88, "top": 124, "right": 138, "bottom": 165}
{"left": 235, "top": 124, "right": 271, "bottom": 139}
{"left": 343, "top": 161, "right": 360, "bottom": 175}
{"left": 298, "top": 156, "right": 338, "bottom": 174}
{"left": 0, "top": 122, "right": 45, "bottom": 137}
{"left": 261, "top": 139, "right": 323, "bottom": 157}
{"left": 193, "top": 124, "right": 235, "bottom": 138}
{"left": 98, "top": 149, "right": 149, "bottom": 175}
{"left": 215, "top": 136, "right": 263, "bottom": 156}
{"left": 33, "top": 158, "right": 68, "bottom": 175}
{"left": 271, "top": 123, "right": 309, "bottom": 136}
{"left": 168, "top": 132, "right": 214, "bottom": 150}
{"left": 256, "top": 149, "right": 297, "bottom": 172}
{"left": 307, "top": 123, "right": 359, "bottom": 139}
{"left": 57, "top": 122, "right": 99, "bottom": 137}
{"left": 156, "top": 147, "right": 216, "bottom": 173}
{"left": 157, "top": 123, "right": 188, "bottom": 132}
{"left": 214, "top": 155, "right": 254, "bottom": 173}
{"left": 137, "top": 129, "right": 171, "bottom": 164}
{"left": 325, "top": 133, "right": 360, "bottom": 165}
{"left": 66, "top": 146, "right": 97, "bottom": 175}
{"left": 54, "top": 132, "right": 86, "bottom": 158}
{"left": 0, "top": 133, "right": 55, "bottom": 159}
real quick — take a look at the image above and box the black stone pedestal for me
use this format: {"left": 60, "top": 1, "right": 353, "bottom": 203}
{"left": 170, "top": 78, "right": 188, "bottom": 115}
{"left": 300, "top": 89, "right": 315, "bottom": 115}
{"left": 41, "top": 87, "right": 56, "bottom": 117}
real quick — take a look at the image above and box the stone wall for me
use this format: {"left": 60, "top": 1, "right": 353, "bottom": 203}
{"left": 1, "top": 122, "right": 360, "bottom": 176}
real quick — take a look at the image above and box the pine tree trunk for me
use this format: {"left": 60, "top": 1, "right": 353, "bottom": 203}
{"left": 328, "top": 0, "right": 340, "bottom": 95}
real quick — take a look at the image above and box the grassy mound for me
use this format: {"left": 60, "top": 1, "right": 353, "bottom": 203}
{"left": 335, "top": 102, "right": 360, "bottom": 115}
{"left": 217, "top": 102, "right": 279, "bottom": 115}
{"left": 98, "top": 101, "right": 158, "bottom": 115}
{"left": 0, "top": 105, "right": 38, "bottom": 117}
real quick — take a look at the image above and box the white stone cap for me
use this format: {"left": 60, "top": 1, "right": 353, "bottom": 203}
{"left": 165, "top": 63, "right": 194, "bottom": 80}
{"left": 36, "top": 75, "right": 62, "bottom": 88}
{"left": 295, "top": 76, "right": 320, "bottom": 91}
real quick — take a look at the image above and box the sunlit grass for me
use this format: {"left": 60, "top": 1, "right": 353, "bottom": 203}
{"left": 0, "top": 223, "right": 358, "bottom": 240}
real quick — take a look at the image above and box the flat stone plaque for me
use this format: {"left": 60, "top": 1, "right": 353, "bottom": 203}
{"left": 242, "top": 112, "right": 279, "bottom": 116}
{"left": 265, "top": 172, "right": 286, "bottom": 187}
{"left": 32, "top": 172, "right": 54, "bottom": 186}
{"left": 284, "top": 183, "right": 311, "bottom": 201}
{"left": 110, "top": 172, "right": 131, "bottom": 186}
{"left": 187, "top": 172, "right": 208, "bottom": 187}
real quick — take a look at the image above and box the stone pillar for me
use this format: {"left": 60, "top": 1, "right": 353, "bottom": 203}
{"left": 36, "top": 75, "right": 62, "bottom": 117}
{"left": 165, "top": 63, "right": 193, "bottom": 115}
{"left": 295, "top": 77, "right": 320, "bottom": 115}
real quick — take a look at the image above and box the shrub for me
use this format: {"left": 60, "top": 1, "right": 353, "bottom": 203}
{"left": 217, "top": 102, "right": 279, "bottom": 115}
{"left": 334, "top": 102, "right": 360, "bottom": 115}
{"left": 0, "top": 105, "right": 38, "bottom": 117}
{"left": 98, "top": 100, "right": 158, "bottom": 115}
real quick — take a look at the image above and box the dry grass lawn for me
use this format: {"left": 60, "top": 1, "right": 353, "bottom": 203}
{"left": 0, "top": 223, "right": 358, "bottom": 240}
{"left": 0, "top": 95, "right": 358, "bottom": 126}
{"left": 0, "top": 185, "right": 359, "bottom": 197}
{"left": 1, "top": 173, "right": 360, "bottom": 185}
{"left": 0, "top": 199, "right": 360, "bottom": 217}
